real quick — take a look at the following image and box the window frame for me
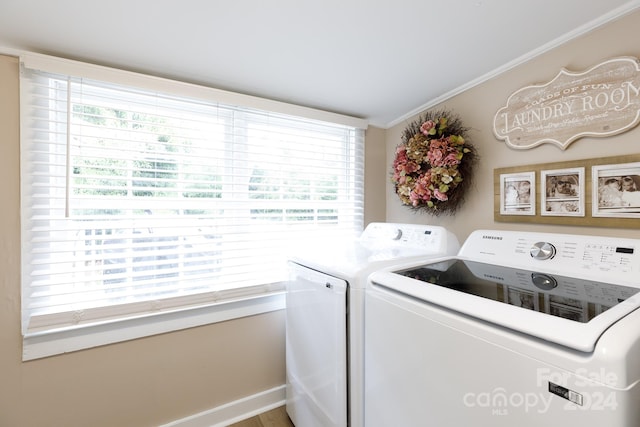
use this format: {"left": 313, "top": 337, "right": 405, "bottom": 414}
{"left": 20, "top": 53, "right": 367, "bottom": 360}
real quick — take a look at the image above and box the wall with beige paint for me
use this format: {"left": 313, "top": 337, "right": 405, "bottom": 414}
{"left": 0, "top": 55, "right": 285, "bottom": 427}
{"left": 385, "top": 10, "right": 640, "bottom": 243}
{"left": 364, "top": 126, "right": 388, "bottom": 225}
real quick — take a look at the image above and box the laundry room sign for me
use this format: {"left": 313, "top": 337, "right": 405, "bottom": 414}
{"left": 493, "top": 57, "right": 640, "bottom": 150}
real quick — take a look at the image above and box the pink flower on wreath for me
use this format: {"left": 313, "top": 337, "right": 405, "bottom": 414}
{"left": 427, "top": 137, "right": 462, "bottom": 168}
{"left": 392, "top": 145, "right": 420, "bottom": 183}
{"left": 420, "top": 120, "right": 436, "bottom": 135}
{"left": 443, "top": 152, "right": 461, "bottom": 166}
{"left": 427, "top": 146, "right": 444, "bottom": 167}
{"left": 409, "top": 172, "right": 433, "bottom": 206}
{"left": 433, "top": 188, "right": 449, "bottom": 201}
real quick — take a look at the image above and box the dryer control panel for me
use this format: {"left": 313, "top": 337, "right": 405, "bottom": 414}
{"left": 360, "top": 222, "right": 460, "bottom": 254}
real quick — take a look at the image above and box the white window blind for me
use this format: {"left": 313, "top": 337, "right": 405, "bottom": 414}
{"left": 20, "top": 61, "right": 365, "bottom": 337}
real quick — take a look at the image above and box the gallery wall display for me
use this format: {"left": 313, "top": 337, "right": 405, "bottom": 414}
{"left": 494, "top": 155, "right": 640, "bottom": 228}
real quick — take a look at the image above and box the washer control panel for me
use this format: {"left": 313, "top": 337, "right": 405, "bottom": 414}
{"left": 460, "top": 229, "right": 640, "bottom": 283}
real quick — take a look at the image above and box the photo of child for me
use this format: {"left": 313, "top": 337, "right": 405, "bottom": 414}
{"left": 500, "top": 172, "right": 535, "bottom": 215}
{"left": 597, "top": 175, "right": 640, "bottom": 208}
{"left": 593, "top": 163, "right": 640, "bottom": 218}
{"left": 541, "top": 168, "right": 584, "bottom": 217}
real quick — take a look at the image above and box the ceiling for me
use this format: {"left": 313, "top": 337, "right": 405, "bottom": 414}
{"left": 1, "top": 1, "right": 639, "bottom": 128}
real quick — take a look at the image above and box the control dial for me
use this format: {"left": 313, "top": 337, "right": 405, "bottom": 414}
{"left": 531, "top": 273, "right": 558, "bottom": 290}
{"left": 530, "top": 242, "right": 556, "bottom": 260}
{"left": 392, "top": 229, "right": 403, "bottom": 240}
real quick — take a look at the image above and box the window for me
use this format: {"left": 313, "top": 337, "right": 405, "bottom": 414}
{"left": 20, "top": 54, "right": 365, "bottom": 359}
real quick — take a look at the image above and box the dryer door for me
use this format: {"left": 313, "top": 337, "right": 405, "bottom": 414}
{"left": 286, "top": 262, "right": 348, "bottom": 427}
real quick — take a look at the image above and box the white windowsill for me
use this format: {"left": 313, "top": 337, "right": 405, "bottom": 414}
{"left": 22, "top": 292, "right": 286, "bottom": 361}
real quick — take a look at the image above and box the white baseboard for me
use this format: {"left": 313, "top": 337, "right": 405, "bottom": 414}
{"left": 160, "top": 385, "right": 286, "bottom": 427}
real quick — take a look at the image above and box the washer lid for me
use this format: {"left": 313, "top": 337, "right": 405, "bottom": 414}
{"left": 371, "top": 258, "right": 640, "bottom": 352}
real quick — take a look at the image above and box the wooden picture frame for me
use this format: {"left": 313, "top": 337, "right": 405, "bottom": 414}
{"left": 494, "top": 154, "right": 640, "bottom": 228}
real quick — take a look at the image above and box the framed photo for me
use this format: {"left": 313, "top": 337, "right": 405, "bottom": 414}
{"left": 540, "top": 167, "right": 584, "bottom": 217}
{"left": 592, "top": 162, "right": 640, "bottom": 218}
{"left": 500, "top": 172, "right": 535, "bottom": 215}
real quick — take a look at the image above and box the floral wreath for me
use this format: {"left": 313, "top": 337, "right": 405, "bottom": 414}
{"left": 392, "top": 109, "right": 477, "bottom": 215}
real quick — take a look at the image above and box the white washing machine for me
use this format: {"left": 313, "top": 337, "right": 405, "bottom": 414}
{"left": 285, "top": 222, "right": 459, "bottom": 427}
{"left": 365, "top": 229, "right": 640, "bottom": 426}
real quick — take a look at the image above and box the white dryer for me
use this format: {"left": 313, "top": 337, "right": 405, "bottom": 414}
{"left": 365, "top": 229, "right": 640, "bottom": 426}
{"left": 285, "top": 222, "right": 459, "bottom": 427}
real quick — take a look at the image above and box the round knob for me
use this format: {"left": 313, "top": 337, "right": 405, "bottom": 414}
{"left": 531, "top": 273, "right": 558, "bottom": 290}
{"left": 530, "top": 242, "right": 556, "bottom": 260}
{"left": 392, "top": 229, "right": 403, "bottom": 240}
